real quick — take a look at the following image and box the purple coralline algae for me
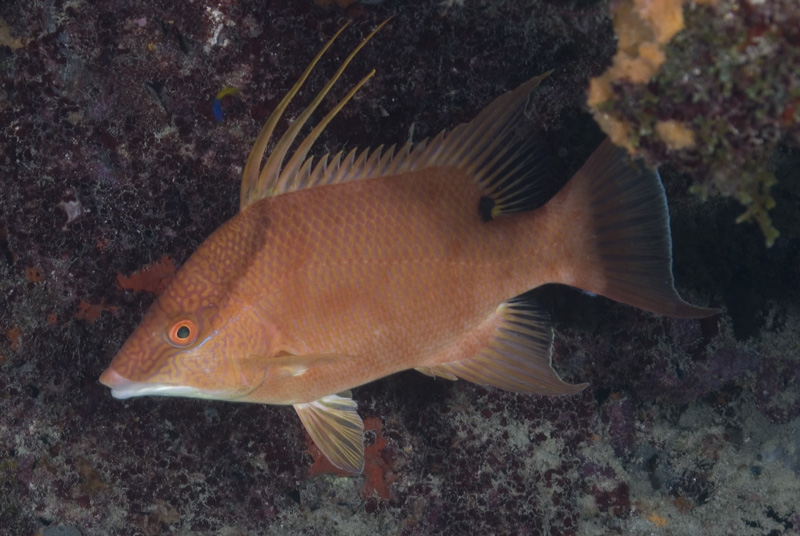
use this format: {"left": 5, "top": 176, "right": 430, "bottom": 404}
{"left": 588, "top": 0, "right": 800, "bottom": 246}
{"left": 1, "top": 0, "right": 798, "bottom": 535}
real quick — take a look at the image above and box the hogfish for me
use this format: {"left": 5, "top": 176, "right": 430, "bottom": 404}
{"left": 100, "top": 20, "right": 715, "bottom": 473}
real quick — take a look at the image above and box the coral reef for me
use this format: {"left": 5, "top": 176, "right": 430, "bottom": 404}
{"left": 589, "top": 0, "right": 800, "bottom": 246}
{"left": 1, "top": 0, "right": 798, "bottom": 535}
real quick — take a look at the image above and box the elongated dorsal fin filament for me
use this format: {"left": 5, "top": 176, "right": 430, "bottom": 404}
{"left": 240, "top": 19, "right": 389, "bottom": 210}
{"left": 279, "top": 69, "right": 375, "bottom": 192}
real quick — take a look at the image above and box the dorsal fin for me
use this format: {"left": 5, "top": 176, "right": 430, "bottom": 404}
{"left": 252, "top": 69, "right": 555, "bottom": 215}
{"left": 239, "top": 19, "right": 389, "bottom": 210}
{"left": 239, "top": 16, "right": 556, "bottom": 216}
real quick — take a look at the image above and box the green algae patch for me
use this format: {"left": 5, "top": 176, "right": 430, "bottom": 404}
{"left": 589, "top": 0, "right": 800, "bottom": 247}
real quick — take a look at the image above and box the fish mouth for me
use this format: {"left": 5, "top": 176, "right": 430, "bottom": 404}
{"left": 99, "top": 368, "right": 227, "bottom": 400}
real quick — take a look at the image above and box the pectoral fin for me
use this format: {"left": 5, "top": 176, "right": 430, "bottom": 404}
{"left": 267, "top": 353, "right": 338, "bottom": 378}
{"left": 295, "top": 393, "right": 365, "bottom": 474}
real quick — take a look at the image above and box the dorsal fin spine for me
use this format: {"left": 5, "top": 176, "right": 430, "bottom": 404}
{"left": 296, "top": 158, "right": 315, "bottom": 189}
{"left": 377, "top": 144, "right": 397, "bottom": 174}
{"left": 333, "top": 148, "right": 358, "bottom": 183}
{"left": 411, "top": 132, "right": 444, "bottom": 169}
{"left": 330, "top": 151, "right": 345, "bottom": 177}
{"left": 470, "top": 135, "right": 510, "bottom": 179}
{"left": 350, "top": 149, "right": 370, "bottom": 180}
{"left": 395, "top": 144, "right": 412, "bottom": 173}
{"left": 494, "top": 148, "right": 530, "bottom": 184}
{"left": 362, "top": 144, "right": 384, "bottom": 177}
{"left": 260, "top": 18, "right": 385, "bottom": 197}
{"left": 240, "top": 23, "right": 350, "bottom": 209}
{"left": 278, "top": 68, "right": 376, "bottom": 190}
{"left": 310, "top": 154, "right": 330, "bottom": 184}
{"left": 453, "top": 94, "right": 517, "bottom": 168}
{"left": 455, "top": 111, "right": 504, "bottom": 163}
{"left": 240, "top": 19, "right": 389, "bottom": 209}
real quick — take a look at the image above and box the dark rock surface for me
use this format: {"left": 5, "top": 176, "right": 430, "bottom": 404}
{"left": 1, "top": 1, "right": 798, "bottom": 535}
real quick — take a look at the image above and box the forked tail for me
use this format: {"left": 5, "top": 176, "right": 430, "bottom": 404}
{"left": 553, "top": 139, "right": 717, "bottom": 318}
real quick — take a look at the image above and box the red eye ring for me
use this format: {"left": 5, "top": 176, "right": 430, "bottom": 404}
{"left": 168, "top": 319, "right": 198, "bottom": 346}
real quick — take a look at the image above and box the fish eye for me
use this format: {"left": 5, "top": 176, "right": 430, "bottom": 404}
{"left": 168, "top": 319, "right": 198, "bottom": 346}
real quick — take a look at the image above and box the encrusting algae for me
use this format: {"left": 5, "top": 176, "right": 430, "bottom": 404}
{"left": 586, "top": 0, "right": 714, "bottom": 148}
{"left": 100, "top": 20, "right": 716, "bottom": 473}
{"left": 588, "top": 0, "right": 800, "bottom": 247}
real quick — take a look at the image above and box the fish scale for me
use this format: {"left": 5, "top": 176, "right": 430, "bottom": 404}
{"left": 219, "top": 166, "right": 557, "bottom": 402}
{"left": 100, "top": 21, "right": 716, "bottom": 474}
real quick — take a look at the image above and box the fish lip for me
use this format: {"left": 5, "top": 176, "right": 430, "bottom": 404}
{"left": 100, "top": 367, "right": 235, "bottom": 400}
{"left": 100, "top": 368, "right": 178, "bottom": 399}
{"left": 99, "top": 367, "right": 126, "bottom": 388}
{"left": 110, "top": 384, "right": 203, "bottom": 400}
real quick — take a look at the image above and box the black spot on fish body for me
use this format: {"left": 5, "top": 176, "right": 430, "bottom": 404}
{"left": 478, "top": 196, "right": 495, "bottom": 222}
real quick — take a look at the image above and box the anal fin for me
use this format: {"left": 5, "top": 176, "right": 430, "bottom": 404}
{"left": 295, "top": 393, "right": 365, "bottom": 474}
{"left": 426, "top": 296, "right": 587, "bottom": 396}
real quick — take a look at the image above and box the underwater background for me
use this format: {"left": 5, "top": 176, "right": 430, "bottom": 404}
{"left": 1, "top": 0, "right": 799, "bottom": 534}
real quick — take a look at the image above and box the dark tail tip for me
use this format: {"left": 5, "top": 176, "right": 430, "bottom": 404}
{"left": 573, "top": 139, "right": 715, "bottom": 318}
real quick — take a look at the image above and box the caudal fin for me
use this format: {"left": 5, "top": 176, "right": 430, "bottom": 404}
{"left": 559, "top": 139, "right": 717, "bottom": 318}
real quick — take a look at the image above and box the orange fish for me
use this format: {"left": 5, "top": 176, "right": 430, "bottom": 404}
{"left": 100, "top": 20, "right": 715, "bottom": 473}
